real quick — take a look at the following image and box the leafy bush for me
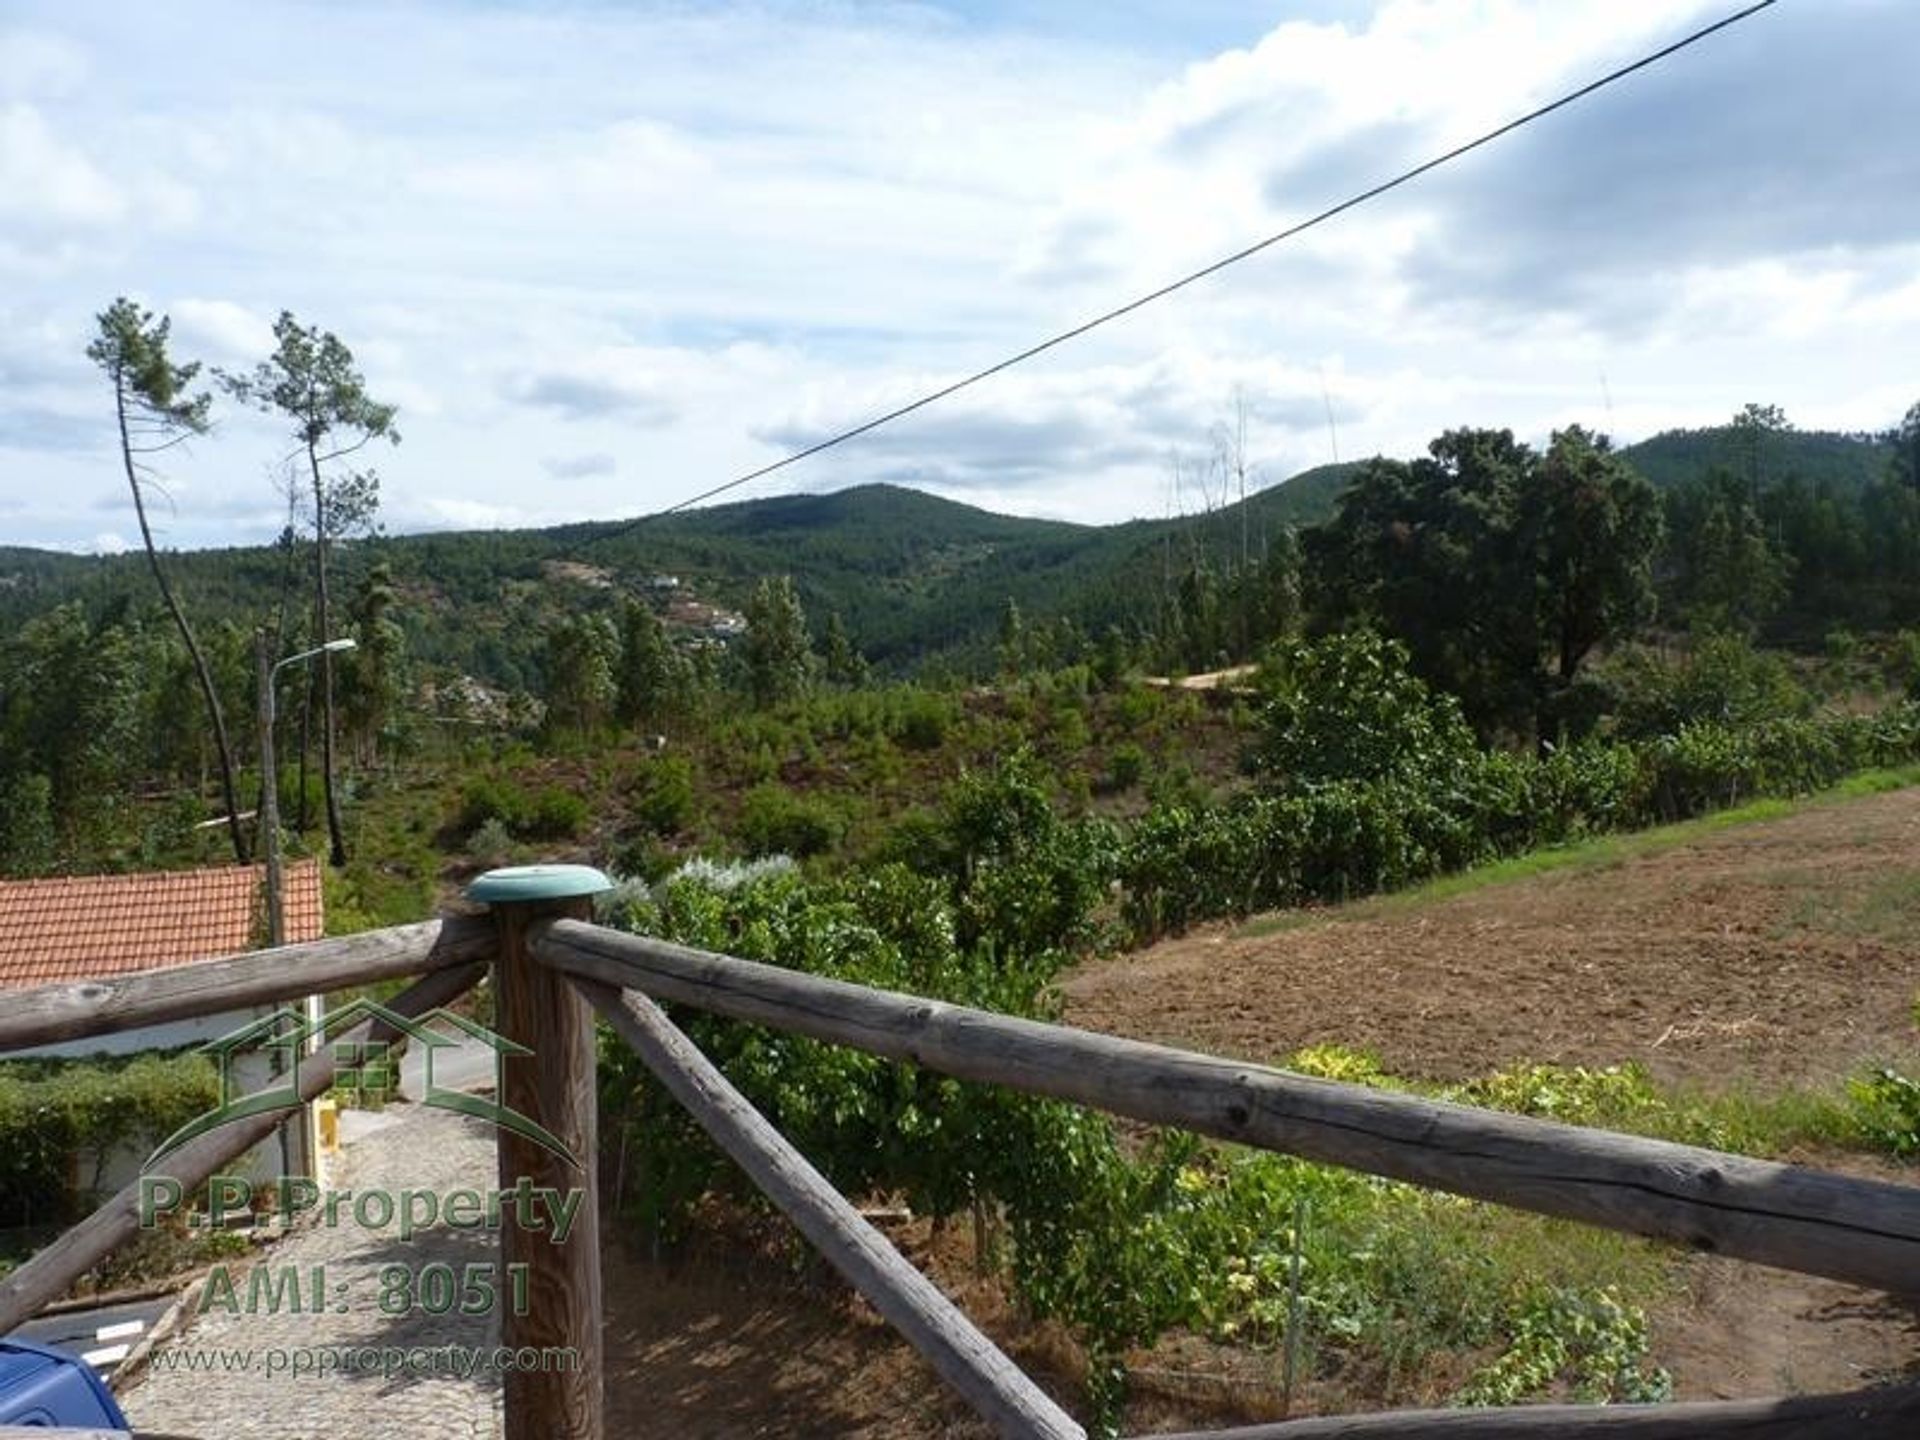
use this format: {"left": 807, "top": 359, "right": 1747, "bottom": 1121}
{"left": 892, "top": 688, "right": 956, "bottom": 751}
{"left": 524, "top": 785, "right": 589, "bottom": 840}
{"left": 1099, "top": 742, "right": 1147, "bottom": 794}
{"left": 1608, "top": 632, "right": 1811, "bottom": 741}
{"left": 629, "top": 755, "right": 697, "bottom": 836}
{"left": 0, "top": 1053, "right": 220, "bottom": 1226}
{"left": 1847, "top": 1068, "right": 1920, "bottom": 1156}
{"left": 734, "top": 783, "right": 843, "bottom": 859}
{"left": 454, "top": 773, "right": 531, "bottom": 836}
{"left": 1455, "top": 1288, "right": 1670, "bottom": 1407}
{"left": 1121, "top": 693, "right": 1920, "bottom": 941}
{"left": 1250, "top": 631, "right": 1479, "bottom": 791}
{"left": 467, "top": 816, "right": 516, "bottom": 866}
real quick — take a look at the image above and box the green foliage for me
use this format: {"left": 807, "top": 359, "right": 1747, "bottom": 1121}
{"left": 742, "top": 575, "right": 816, "bottom": 707}
{"left": 628, "top": 755, "right": 697, "bottom": 836}
{"left": 219, "top": 310, "right": 398, "bottom": 453}
{"left": 1305, "top": 426, "right": 1661, "bottom": 739}
{"left": 1607, "top": 633, "right": 1811, "bottom": 740}
{"left": 1455, "top": 1288, "right": 1670, "bottom": 1407}
{"left": 467, "top": 815, "right": 517, "bottom": 866}
{"left": 734, "top": 783, "right": 844, "bottom": 859}
{"left": 453, "top": 773, "right": 586, "bottom": 841}
{"left": 1846, "top": 1068, "right": 1920, "bottom": 1157}
{"left": 1099, "top": 742, "right": 1147, "bottom": 794}
{"left": 616, "top": 598, "right": 689, "bottom": 731}
{"left": 0, "top": 1053, "right": 220, "bottom": 1226}
{"left": 525, "top": 785, "right": 589, "bottom": 840}
{"left": 1664, "top": 468, "right": 1792, "bottom": 632}
{"left": 542, "top": 613, "right": 619, "bottom": 736}
{"left": 1250, "top": 631, "right": 1478, "bottom": 790}
{"left": 1125, "top": 665, "right": 1920, "bottom": 941}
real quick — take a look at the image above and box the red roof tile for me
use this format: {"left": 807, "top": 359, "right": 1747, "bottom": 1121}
{"left": 0, "top": 860, "right": 324, "bottom": 990}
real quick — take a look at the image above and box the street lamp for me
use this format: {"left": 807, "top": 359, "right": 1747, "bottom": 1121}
{"left": 255, "top": 634, "right": 357, "bottom": 947}
{"left": 253, "top": 633, "right": 356, "bottom": 1187}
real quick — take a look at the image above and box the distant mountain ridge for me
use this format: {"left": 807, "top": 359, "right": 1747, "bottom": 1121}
{"left": 0, "top": 425, "right": 1893, "bottom": 682}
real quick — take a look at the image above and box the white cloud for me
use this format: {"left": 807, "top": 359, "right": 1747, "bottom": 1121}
{"left": 0, "top": 0, "right": 1913, "bottom": 552}
{"left": 171, "top": 298, "right": 275, "bottom": 362}
{"left": 0, "top": 103, "right": 122, "bottom": 228}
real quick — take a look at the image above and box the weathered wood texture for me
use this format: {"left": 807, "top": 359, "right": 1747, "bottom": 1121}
{"left": 583, "top": 980, "right": 1086, "bottom": 1440}
{"left": 492, "top": 899, "right": 602, "bottom": 1440}
{"left": 0, "top": 963, "right": 483, "bottom": 1335}
{"left": 1136, "top": 1382, "right": 1920, "bottom": 1437}
{"left": 0, "top": 914, "right": 495, "bottom": 1053}
{"left": 535, "top": 920, "right": 1920, "bottom": 1294}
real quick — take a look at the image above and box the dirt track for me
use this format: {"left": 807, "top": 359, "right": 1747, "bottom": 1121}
{"left": 1064, "top": 786, "right": 1920, "bottom": 1090}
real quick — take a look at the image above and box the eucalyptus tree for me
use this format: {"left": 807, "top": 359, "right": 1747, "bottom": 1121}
{"left": 742, "top": 576, "right": 815, "bottom": 706}
{"left": 222, "top": 312, "right": 397, "bottom": 865}
{"left": 616, "top": 597, "right": 686, "bottom": 730}
{"left": 87, "top": 298, "right": 250, "bottom": 862}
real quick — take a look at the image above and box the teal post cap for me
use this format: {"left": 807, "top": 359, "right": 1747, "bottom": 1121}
{"left": 466, "top": 864, "right": 614, "bottom": 905}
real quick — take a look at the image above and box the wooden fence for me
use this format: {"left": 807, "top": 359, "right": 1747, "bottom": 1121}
{"left": 2, "top": 865, "right": 1917, "bottom": 1439}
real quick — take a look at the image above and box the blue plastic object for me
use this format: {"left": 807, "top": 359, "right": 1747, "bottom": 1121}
{"left": 0, "top": 1337, "right": 130, "bottom": 1428}
{"left": 465, "top": 863, "right": 613, "bottom": 905}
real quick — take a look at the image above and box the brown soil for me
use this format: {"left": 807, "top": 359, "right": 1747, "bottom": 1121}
{"left": 1062, "top": 786, "right": 1920, "bottom": 1090}
{"left": 598, "top": 787, "right": 1920, "bottom": 1434}
{"left": 1061, "top": 784, "right": 1920, "bottom": 1409}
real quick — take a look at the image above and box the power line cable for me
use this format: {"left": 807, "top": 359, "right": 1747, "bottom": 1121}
{"left": 574, "top": 0, "right": 1777, "bottom": 549}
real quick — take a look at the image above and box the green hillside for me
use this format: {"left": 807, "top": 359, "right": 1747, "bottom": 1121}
{"left": 0, "top": 419, "right": 1901, "bottom": 689}
{"left": 1619, "top": 426, "right": 1890, "bottom": 491}
{"left": 0, "top": 464, "right": 1358, "bottom": 682}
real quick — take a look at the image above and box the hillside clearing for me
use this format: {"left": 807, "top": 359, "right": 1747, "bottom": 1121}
{"left": 1063, "top": 780, "right": 1920, "bottom": 1407}
{"left": 1064, "top": 781, "right": 1920, "bottom": 1091}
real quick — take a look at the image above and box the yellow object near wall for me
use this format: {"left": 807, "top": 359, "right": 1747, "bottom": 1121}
{"left": 317, "top": 1097, "right": 340, "bottom": 1153}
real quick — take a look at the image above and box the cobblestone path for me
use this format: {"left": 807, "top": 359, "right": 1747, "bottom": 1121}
{"left": 124, "top": 1105, "right": 504, "bottom": 1440}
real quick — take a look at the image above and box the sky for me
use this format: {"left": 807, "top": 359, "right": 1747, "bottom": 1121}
{"left": 2, "top": 0, "right": 1916, "bottom": 553}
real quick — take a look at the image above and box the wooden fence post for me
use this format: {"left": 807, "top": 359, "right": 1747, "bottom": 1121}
{"left": 470, "top": 865, "right": 612, "bottom": 1440}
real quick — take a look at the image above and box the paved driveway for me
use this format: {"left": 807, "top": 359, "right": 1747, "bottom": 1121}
{"left": 121, "top": 1105, "right": 505, "bottom": 1440}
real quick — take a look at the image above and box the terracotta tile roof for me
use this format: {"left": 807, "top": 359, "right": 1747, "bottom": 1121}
{"left": 0, "top": 860, "right": 324, "bottom": 991}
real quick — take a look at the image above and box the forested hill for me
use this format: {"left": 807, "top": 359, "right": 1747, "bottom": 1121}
{"left": 0, "top": 421, "right": 1899, "bottom": 686}
{"left": 1619, "top": 425, "right": 1891, "bottom": 491}
{"left": 0, "top": 462, "right": 1358, "bottom": 683}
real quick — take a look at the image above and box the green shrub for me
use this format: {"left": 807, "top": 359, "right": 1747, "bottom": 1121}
{"left": 1250, "top": 631, "right": 1479, "bottom": 792}
{"left": 734, "top": 784, "right": 843, "bottom": 859}
{"left": 1610, "top": 632, "right": 1811, "bottom": 740}
{"left": 0, "top": 1054, "right": 219, "bottom": 1226}
{"left": 1847, "top": 1068, "right": 1920, "bottom": 1156}
{"left": 467, "top": 816, "right": 516, "bottom": 866}
{"left": 630, "top": 755, "right": 697, "bottom": 836}
{"left": 892, "top": 688, "right": 955, "bottom": 751}
{"left": 454, "top": 774, "right": 530, "bottom": 836}
{"left": 1099, "top": 743, "right": 1147, "bottom": 794}
{"left": 523, "top": 785, "right": 589, "bottom": 840}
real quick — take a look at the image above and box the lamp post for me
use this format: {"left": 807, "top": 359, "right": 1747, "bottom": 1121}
{"left": 256, "top": 632, "right": 356, "bottom": 1186}
{"left": 255, "top": 634, "right": 356, "bottom": 946}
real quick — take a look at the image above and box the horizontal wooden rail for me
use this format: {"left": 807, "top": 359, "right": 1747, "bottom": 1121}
{"left": 1137, "top": 1382, "right": 1920, "bottom": 1437}
{"left": 0, "top": 962, "right": 484, "bottom": 1334}
{"left": 583, "top": 979, "right": 1085, "bottom": 1440}
{"left": 0, "top": 914, "right": 496, "bottom": 1053}
{"left": 535, "top": 920, "right": 1920, "bottom": 1294}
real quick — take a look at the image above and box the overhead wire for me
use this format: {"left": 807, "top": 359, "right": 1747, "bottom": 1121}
{"left": 568, "top": 0, "right": 1779, "bottom": 552}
